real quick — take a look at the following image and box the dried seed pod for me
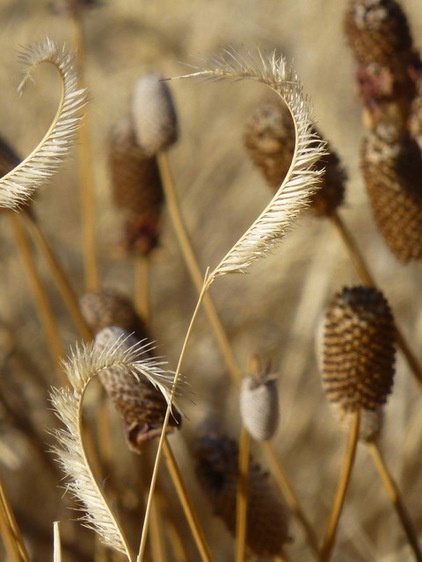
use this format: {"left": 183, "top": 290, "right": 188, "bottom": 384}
{"left": 361, "top": 121, "right": 422, "bottom": 262}
{"left": 195, "top": 434, "right": 291, "bottom": 557}
{"left": 109, "top": 116, "right": 164, "bottom": 255}
{"left": 244, "top": 101, "right": 345, "bottom": 216}
{"left": 94, "top": 326, "right": 181, "bottom": 451}
{"left": 321, "top": 286, "right": 395, "bottom": 442}
{"left": 344, "top": 0, "right": 414, "bottom": 68}
{"left": 240, "top": 356, "right": 279, "bottom": 441}
{"left": 132, "top": 73, "right": 178, "bottom": 157}
{"left": 79, "top": 289, "right": 150, "bottom": 341}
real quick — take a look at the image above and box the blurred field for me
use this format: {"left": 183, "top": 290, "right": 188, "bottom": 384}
{"left": 0, "top": 1, "right": 422, "bottom": 561}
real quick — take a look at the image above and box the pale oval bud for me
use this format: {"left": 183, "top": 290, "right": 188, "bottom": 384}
{"left": 240, "top": 371, "right": 279, "bottom": 441}
{"left": 132, "top": 72, "right": 178, "bottom": 157}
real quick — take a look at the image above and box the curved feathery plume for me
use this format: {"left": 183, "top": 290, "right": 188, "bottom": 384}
{"left": 0, "top": 37, "right": 87, "bottom": 209}
{"left": 173, "top": 48, "right": 326, "bottom": 280}
{"left": 50, "top": 331, "right": 177, "bottom": 559}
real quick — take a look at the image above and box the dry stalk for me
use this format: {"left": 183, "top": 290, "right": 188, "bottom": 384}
{"left": 235, "top": 425, "right": 251, "bottom": 562}
{"left": 0, "top": 477, "right": 30, "bottom": 562}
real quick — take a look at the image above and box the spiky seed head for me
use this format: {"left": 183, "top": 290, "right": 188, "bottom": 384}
{"left": 79, "top": 289, "right": 150, "bottom": 341}
{"left": 240, "top": 356, "right": 279, "bottom": 441}
{"left": 361, "top": 121, "right": 422, "bottom": 262}
{"left": 344, "top": 0, "right": 414, "bottom": 68}
{"left": 195, "top": 434, "right": 291, "bottom": 557}
{"left": 321, "top": 286, "right": 395, "bottom": 442}
{"left": 244, "top": 101, "right": 345, "bottom": 216}
{"left": 94, "top": 327, "right": 181, "bottom": 451}
{"left": 132, "top": 72, "right": 178, "bottom": 157}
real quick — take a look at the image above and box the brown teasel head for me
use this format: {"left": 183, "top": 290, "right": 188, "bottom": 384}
{"left": 239, "top": 355, "right": 279, "bottom": 442}
{"left": 79, "top": 289, "right": 150, "bottom": 342}
{"left": 94, "top": 327, "right": 181, "bottom": 452}
{"left": 109, "top": 116, "right": 164, "bottom": 257}
{"left": 132, "top": 72, "right": 178, "bottom": 157}
{"left": 321, "top": 286, "right": 395, "bottom": 442}
{"left": 361, "top": 120, "right": 422, "bottom": 262}
{"left": 244, "top": 101, "right": 346, "bottom": 216}
{"left": 194, "top": 434, "right": 291, "bottom": 557}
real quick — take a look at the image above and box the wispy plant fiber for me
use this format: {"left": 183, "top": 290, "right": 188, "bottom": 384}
{"left": 0, "top": 37, "right": 86, "bottom": 209}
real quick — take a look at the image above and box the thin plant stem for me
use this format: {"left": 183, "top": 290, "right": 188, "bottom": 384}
{"left": 134, "top": 256, "right": 150, "bottom": 321}
{"left": 22, "top": 210, "right": 92, "bottom": 341}
{"left": 71, "top": 10, "right": 99, "bottom": 292}
{"left": 0, "top": 477, "right": 30, "bottom": 562}
{"left": 330, "top": 211, "right": 422, "bottom": 388}
{"left": 260, "top": 440, "right": 319, "bottom": 557}
{"left": 149, "top": 497, "right": 167, "bottom": 562}
{"left": 53, "top": 521, "right": 62, "bottom": 562}
{"left": 319, "top": 410, "right": 361, "bottom": 562}
{"left": 137, "top": 275, "right": 210, "bottom": 562}
{"left": 236, "top": 425, "right": 251, "bottom": 562}
{"left": 157, "top": 151, "right": 242, "bottom": 384}
{"left": 162, "top": 438, "right": 213, "bottom": 562}
{"left": 9, "top": 213, "right": 66, "bottom": 379}
{"left": 367, "top": 441, "right": 422, "bottom": 562}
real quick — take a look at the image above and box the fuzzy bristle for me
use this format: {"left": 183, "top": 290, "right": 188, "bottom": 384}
{"left": 321, "top": 286, "right": 395, "bottom": 441}
{"left": 195, "top": 434, "right": 291, "bottom": 557}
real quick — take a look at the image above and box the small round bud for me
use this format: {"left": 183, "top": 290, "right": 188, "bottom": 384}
{"left": 240, "top": 357, "right": 279, "bottom": 441}
{"left": 321, "top": 286, "right": 396, "bottom": 442}
{"left": 195, "top": 434, "right": 291, "bottom": 557}
{"left": 132, "top": 73, "right": 178, "bottom": 157}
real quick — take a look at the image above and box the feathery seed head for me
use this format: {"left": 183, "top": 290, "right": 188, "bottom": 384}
{"left": 79, "top": 289, "right": 150, "bottom": 341}
{"left": 195, "top": 434, "right": 291, "bottom": 557}
{"left": 240, "top": 355, "right": 279, "bottom": 441}
{"left": 94, "top": 327, "right": 181, "bottom": 451}
{"left": 132, "top": 72, "right": 178, "bottom": 157}
{"left": 244, "top": 101, "right": 345, "bottom": 216}
{"left": 361, "top": 121, "right": 422, "bottom": 262}
{"left": 321, "top": 286, "right": 396, "bottom": 442}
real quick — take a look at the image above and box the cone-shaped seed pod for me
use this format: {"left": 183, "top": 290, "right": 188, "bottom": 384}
{"left": 361, "top": 120, "right": 422, "bottom": 262}
{"left": 132, "top": 72, "right": 178, "bottom": 157}
{"left": 239, "top": 356, "right": 279, "bottom": 441}
{"left": 344, "top": 0, "right": 414, "bottom": 68}
{"left": 109, "top": 116, "right": 164, "bottom": 255}
{"left": 195, "top": 434, "right": 291, "bottom": 557}
{"left": 244, "top": 101, "right": 346, "bottom": 216}
{"left": 94, "top": 326, "right": 181, "bottom": 451}
{"left": 321, "top": 286, "right": 395, "bottom": 442}
{"left": 79, "top": 289, "right": 150, "bottom": 341}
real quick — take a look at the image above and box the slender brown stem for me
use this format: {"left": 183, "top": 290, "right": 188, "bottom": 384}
{"left": 134, "top": 256, "right": 150, "bottom": 321}
{"left": 22, "top": 210, "right": 92, "bottom": 341}
{"left": 236, "top": 426, "right": 250, "bottom": 562}
{"left": 367, "top": 441, "right": 422, "bottom": 562}
{"left": 260, "top": 440, "right": 319, "bottom": 557}
{"left": 162, "top": 438, "right": 213, "bottom": 562}
{"left": 71, "top": 11, "right": 99, "bottom": 292}
{"left": 9, "top": 213, "right": 66, "bottom": 379}
{"left": 319, "top": 410, "right": 360, "bottom": 562}
{"left": 330, "top": 211, "right": 422, "bottom": 388}
{"left": 0, "top": 477, "right": 30, "bottom": 562}
{"left": 149, "top": 497, "right": 167, "bottom": 562}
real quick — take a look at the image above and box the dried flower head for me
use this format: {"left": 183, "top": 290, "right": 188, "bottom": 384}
{"left": 321, "top": 286, "right": 395, "bottom": 442}
{"left": 361, "top": 120, "right": 422, "bottom": 262}
{"left": 109, "top": 116, "right": 164, "bottom": 256}
{"left": 195, "top": 434, "right": 291, "bottom": 557}
{"left": 79, "top": 289, "right": 149, "bottom": 340}
{"left": 244, "top": 100, "right": 345, "bottom": 217}
{"left": 94, "top": 327, "right": 181, "bottom": 451}
{"left": 240, "top": 356, "right": 279, "bottom": 441}
{"left": 132, "top": 72, "right": 178, "bottom": 157}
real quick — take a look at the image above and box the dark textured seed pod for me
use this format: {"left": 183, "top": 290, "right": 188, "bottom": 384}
{"left": 132, "top": 73, "right": 178, "bottom": 157}
{"left": 344, "top": 0, "right": 414, "bottom": 68}
{"left": 244, "top": 101, "right": 346, "bottom": 216}
{"left": 361, "top": 121, "right": 422, "bottom": 262}
{"left": 321, "top": 286, "right": 395, "bottom": 442}
{"left": 195, "top": 434, "right": 291, "bottom": 557}
{"left": 79, "top": 289, "right": 150, "bottom": 341}
{"left": 94, "top": 327, "right": 181, "bottom": 451}
{"left": 239, "top": 356, "right": 279, "bottom": 441}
